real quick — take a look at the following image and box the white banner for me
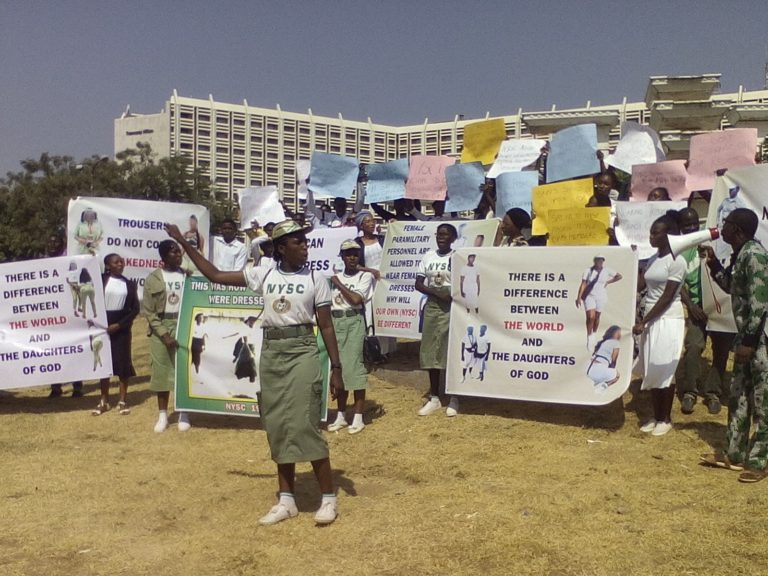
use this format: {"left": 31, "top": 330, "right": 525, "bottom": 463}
{"left": 0, "top": 255, "right": 113, "bottom": 388}
{"left": 372, "top": 219, "right": 499, "bottom": 339}
{"left": 306, "top": 226, "right": 359, "bottom": 277}
{"left": 67, "top": 197, "right": 209, "bottom": 297}
{"left": 702, "top": 164, "right": 768, "bottom": 332}
{"left": 446, "top": 247, "right": 638, "bottom": 405}
{"left": 613, "top": 200, "right": 687, "bottom": 260}
{"left": 605, "top": 122, "right": 665, "bottom": 175}
{"left": 236, "top": 186, "right": 286, "bottom": 230}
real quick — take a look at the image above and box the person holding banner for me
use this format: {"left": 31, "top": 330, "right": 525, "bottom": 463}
{"left": 92, "top": 253, "right": 139, "bottom": 416}
{"left": 164, "top": 219, "right": 344, "bottom": 524}
{"left": 702, "top": 209, "right": 768, "bottom": 482}
{"left": 142, "top": 240, "right": 192, "bottom": 433}
{"left": 353, "top": 210, "right": 395, "bottom": 357}
{"left": 495, "top": 208, "right": 531, "bottom": 247}
{"left": 416, "top": 223, "right": 460, "bottom": 417}
{"left": 632, "top": 212, "right": 686, "bottom": 437}
{"left": 327, "top": 240, "right": 373, "bottom": 435}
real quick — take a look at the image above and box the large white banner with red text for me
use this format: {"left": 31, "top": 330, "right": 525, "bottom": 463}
{"left": 446, "top": 246, "right": 637, "bottom": 405}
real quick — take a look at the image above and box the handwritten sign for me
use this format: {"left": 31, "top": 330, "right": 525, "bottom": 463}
{"left": 236, "top": 186, "right": 286, "bottom": 230}
{"left": 532, "top": 178, "right": 594, "bottom": 235}
{"left": 546, "top": 124, "right": 600, "bottom": 183}
{"left": 296, "top": 159, "right": 311, "bottom": 200}
{"left": 460, "top": 119, "right": 507, "bottom": 165}
{"left": 605, "top": 122, "right": 665, "bottom": 174}
{"left": 445, "top": 162, "right": 485, "bottom": 212}
{"left": 309, "top": 152, "right": 359, "bottom": 199}
{"left": 547, "top": 207, "right": 611, "bottom": 246}
{"left": 405, "top": 155, "right": 456, "bottom": 201}
{"left": 613, "top": 200, "right": 687, "bottom": 259}
{"left": 487, "top": 139, "right": 545, "bottom": 178}
{"left": 495, "top": 171, "right": 538, "bottom": 216}
{"left": 630, "top": 160, "right": 689, "bottom": 201}
{"left": 687, "top": 128, "right": 758, "bottom": 192}
{"left": 365, "top": 158, "right": 409, "bottom": 203}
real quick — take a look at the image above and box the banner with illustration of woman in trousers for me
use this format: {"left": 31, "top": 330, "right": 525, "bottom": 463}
{"left": 446, "top": 246, "right": 637, "bottom": 405}
{"left": 174, "top": 276, "right": 329, "bottom": 419}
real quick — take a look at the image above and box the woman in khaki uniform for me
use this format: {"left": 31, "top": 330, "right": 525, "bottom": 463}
{"left": 141, "top": 240, "right": 191, "bottom": 432}
{"left": 164, "top": 220, "right": 344, "bottom": 526}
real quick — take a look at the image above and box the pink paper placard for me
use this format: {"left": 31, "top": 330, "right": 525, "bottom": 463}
{"left": 630, "top": 160, "right": 689, "bottom": 201}
{"left": 687, "top": 128, "right": 758, "bottom": 192}
{"left": 405, "top": 155, "right": 456, "bottom": 200}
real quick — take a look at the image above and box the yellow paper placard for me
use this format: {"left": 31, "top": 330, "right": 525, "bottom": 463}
{"left": 460, "top": 119, "right": 507, "bottom": 165}
{"left": 531, "top": 178, "right": 593, "bottom": 235}
{"left": 547, "top": 207, "right": 611, "bottom": 246}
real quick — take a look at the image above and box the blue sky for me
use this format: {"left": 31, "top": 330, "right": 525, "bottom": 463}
{"left": 1, "top": 0, "right": 766, "bottom": 176}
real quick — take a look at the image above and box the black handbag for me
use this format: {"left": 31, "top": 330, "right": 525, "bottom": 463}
{"left": 362, "top": 308, "right": 386, "bottom": 365}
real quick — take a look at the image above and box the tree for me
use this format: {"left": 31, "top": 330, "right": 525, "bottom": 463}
{"left": 0, "top": 145, "right": 225, "bottom": 261}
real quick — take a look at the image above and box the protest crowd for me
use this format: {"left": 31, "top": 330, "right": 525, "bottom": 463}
{"left": 5, "top": 119, "right": 768, "bottom": 527}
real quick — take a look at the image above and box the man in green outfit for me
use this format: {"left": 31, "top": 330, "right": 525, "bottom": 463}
{"left": 702, "top": 208, "right": 768, "bottom": 483}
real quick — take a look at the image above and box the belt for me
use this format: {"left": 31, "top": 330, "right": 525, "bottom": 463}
{"left": 263, "top": 324, "right": 314, "bottom": 340}
{"left": 161, "top": 312, "right": 179, "bottom": 320}
{"left": 331, "top": 309, "right": 362, "bottom": 318}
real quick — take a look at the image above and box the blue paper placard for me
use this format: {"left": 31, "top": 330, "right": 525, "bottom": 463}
{"left": 445, "top": 162, "right": 485, "bottom": 212}
{"left": 546, "top": 124, "right": 600, "bottom": 183}
{"left": 496, "top": 171, "right": 538, "bottom": 216}
{"left": 365, "top": 158, "right": 409, "bottom": 203}
{"left": 309, "top": 152, "right": 359, "bottom": 199}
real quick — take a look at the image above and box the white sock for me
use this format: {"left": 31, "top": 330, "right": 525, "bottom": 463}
{"left": 321, "top": 493, "right": 337, "bottom": 506}
{"left": 157, "top": 410, "right": 168, "bottom": 423}
{"left": 279, "top": 492, "right": 295, "bottom": 507}
{"left": 334, "top": 412, "right": 347, "bottom": 425}
{"left": 178, "top": 411, "right": 190, "bottom": 424}
{"left": 352, "top": 413, "right": 364, "bottom": 428}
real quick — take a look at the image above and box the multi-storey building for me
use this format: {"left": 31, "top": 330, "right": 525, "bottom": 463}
{"left": 115, "top": 75, "right": 768, "bottom": 207}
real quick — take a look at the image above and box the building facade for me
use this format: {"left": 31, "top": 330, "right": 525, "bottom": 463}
{"left": 114, "top": 75, "right": 768, "bottom": 206}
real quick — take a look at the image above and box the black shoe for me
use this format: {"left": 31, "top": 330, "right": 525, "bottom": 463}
{"left": 71, "top": 389, "right": 84, "bottom": 398}
{"left": 681, "top": 395, "right": 696, "bottom": 415}
{"left": 48, "top": 386, "right": 63, "bottom": 399}
{"left": 707, "top": 398, "right": 722, "bottom": 415}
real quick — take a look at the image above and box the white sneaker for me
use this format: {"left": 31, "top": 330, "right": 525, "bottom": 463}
{"left": 446, "top": 396, "right": 459, "bottom": 417}
{"left": 177, "top": 412, "right": 191, "bottom": 432}
{"left": 348, "top": 423, "right": 365, "bottom": 435}
{"left": 258, "top": 502, "right": 298, "bottom": 526}
{"left": 639, "top": 420, "right": 657, "bottom": 433}
{"left": 154, "top": 416, "right": 168, "bottom": 433}
{"left": 652, "top": 422, "right": 673, "bottom": 436}
{"left": 327, "top": 418, "right": 348, "bottom": 432}
{"left": 417, "top": 397, "right": 441, "bottom": 416}
{"left": 314, "top": 500, "right": 338, "bottom": 525}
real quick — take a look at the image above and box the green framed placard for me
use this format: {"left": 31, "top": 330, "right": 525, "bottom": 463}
{"left": 175, "top": 276, "right": 329, "bottom": 420}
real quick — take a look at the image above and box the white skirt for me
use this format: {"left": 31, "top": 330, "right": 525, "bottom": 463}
{"left": 634, "top": 314, "right": 685, "bottom": 390}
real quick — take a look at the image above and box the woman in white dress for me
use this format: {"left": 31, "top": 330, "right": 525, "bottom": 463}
{"left": 633, "top": 211, "right": 687, "bottom": 436}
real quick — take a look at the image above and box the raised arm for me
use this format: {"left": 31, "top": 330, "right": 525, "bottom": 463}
{"left": 165, "top": 223, "right": 246, "bottom": 286}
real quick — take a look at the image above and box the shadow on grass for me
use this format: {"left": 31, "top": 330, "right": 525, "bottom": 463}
{"left": 226, "top": 467, "right": 357, "bottom": 512}
{"left": 456, "top": 395, "right": 627, "bottom": 431}
{"left": 0, "top": 379, "right": 155, "bottom": 415}
{"left": 675, "top": 420, "right": 727, "bottom": 451}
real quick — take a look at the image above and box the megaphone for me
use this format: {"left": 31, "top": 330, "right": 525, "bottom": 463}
{"left": 669, "top": 228, "right": 719, "bottom": 257}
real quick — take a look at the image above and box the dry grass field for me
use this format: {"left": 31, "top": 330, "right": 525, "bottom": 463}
{"left": 2, "top": 327, "right": 768, "bottom": 576}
